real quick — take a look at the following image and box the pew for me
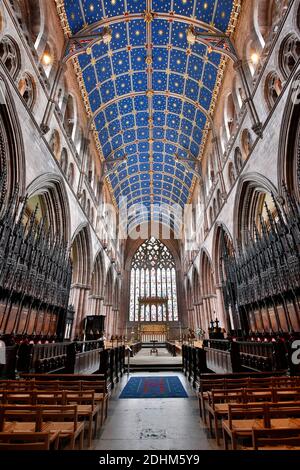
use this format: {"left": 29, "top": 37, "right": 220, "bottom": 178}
{"left": 251, "top": 428, "right": 300, "bottom": 450}
{"left": 0, "top": 432, "right": 52, "bottom": 450}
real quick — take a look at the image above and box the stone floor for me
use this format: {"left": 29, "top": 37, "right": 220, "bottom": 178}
{"left": 126, "top": 347, "right": 182, "bottom": 366}
{"left": 93, "top": 371, "right": 219, "bottom": 450}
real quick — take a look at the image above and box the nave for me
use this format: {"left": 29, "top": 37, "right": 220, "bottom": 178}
{"left": 1, "top": 0, "right": 300, "bottom": 456}
{"left": 93, "top": 371, "right": 217, "bottom": 451}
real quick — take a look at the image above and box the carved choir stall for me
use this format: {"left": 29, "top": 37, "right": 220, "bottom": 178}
{"left": 183, "top": 189, "right": 300, "bottom": 379}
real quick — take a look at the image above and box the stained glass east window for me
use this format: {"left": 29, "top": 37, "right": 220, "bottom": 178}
{"left": 129, "top": 238, "right": 178, "bottom": 322}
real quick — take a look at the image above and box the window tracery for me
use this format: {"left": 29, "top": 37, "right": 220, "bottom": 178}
{"left": 0, "top": 36, "right": 20, "bottom": 79}
{"left": 129, "top": 238, "right": 178, "bottom": 323}
{"left": 280, "top": 34, "right": 300, "bottom": 78}
{"left": 18, "top": 73, "right": 35, "bottom": 109}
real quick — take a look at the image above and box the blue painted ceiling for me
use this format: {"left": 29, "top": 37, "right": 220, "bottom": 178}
{"left": 62, "top": 0, "right": 237, "bottom": 227}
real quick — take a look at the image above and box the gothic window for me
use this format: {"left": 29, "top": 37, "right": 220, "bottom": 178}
{"left": 228, "top": 162, "right": 236, "bottom": 187}
{"left": 18, "top": 73, "right": 35, "bottom": 109}
{"left": 265, "top": 72, "right": 283, "bottom": 109}
{"left": 67, "top": 163, "right": 75, "bottom": 186}
{"left": 217, "top": 189, "right": 222, "bottom": 212}
{"left": 64, "top": 94, "right": 76, "bottom": 138}
{"left": 209, "top": 206, "right": 214, "bottom": 227}
{"left": 0, "top": 36, "right": 21, "bottom": 79}
{"left": 60, "top": 148, "right": 68, "bottom": 173}
{"left": 234, "top": 147, "right": 243, "bottom": 173}
{"left": 81, "top": 190, "right": 86, "bottom": 211}
{"left": 129, "top": 238, "right": 178, "bottom": 323}
{"left": 213, "top": 198, "right": 217, "bottom": 219}
{"left": 49, "top": 129, "right": 60, "bottom": 159}
{"left": 280, "top": 34, "right": 300, "bottom": 79}
{"left": 241, "top": 129, "right": 253, "bottom": 160}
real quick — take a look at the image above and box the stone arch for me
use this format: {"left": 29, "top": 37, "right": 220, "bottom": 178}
{"left": 0, "top": 73, "right": 26, "bottom": 198}
{"left": 16, "top": 0, "right": 47, "bottom": 54}
{"left": 185, "top": 277, "right": 194, "bottom": 331}
{"left": 190, "top": 266, "right": 200, "bottom": 330}
{"left": 212, "top": 223, "right": 236, "bottom": 332}
{"left": 253, "top": 0, "right": 286, "bottom": 48}
{"left": 224, "top": 92, "right": 237, "bottom": 140}
{"left": 265, "top": 71, "right": 283, "bottom": 110}
{"left": 199, "top": 248, "right": 217, "bottom": 336}
{"left": 49, "top": 129, "right": 61, "bottom": 160}
{"left": 103, "top": 265, "right": 115, "bottom": 337}
{"left": 278, "top": 71, "right": 300, "bottom": 200}
{"left": 18, "top": 72, "right": 36, "bottom": 110}
{"left": 88, "top": 249, "right": 105, "bottom": 318}
{"left": 233, "top": 173, "right": 278, "bottom": 244}
{"left": 70, "top": 224, "right": 92, "bottom": 338}
{"left": 241, "top": 129, "right": 253, "bottom": 160}
{"left": 0, "top": 35, "right": 21, "bottom": 80}
{"left": 26, "top": 173, "right": 71, "bottom": 243}
{"left": 279, "top": 33, "right": 300, "bottom": 79}
{"left": 63, "top": 93, "right": 77, "bottom": 141}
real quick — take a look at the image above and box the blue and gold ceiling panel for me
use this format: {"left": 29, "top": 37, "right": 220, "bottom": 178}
{"left": 59, "top": 0, "right": 240, "bottom": 226}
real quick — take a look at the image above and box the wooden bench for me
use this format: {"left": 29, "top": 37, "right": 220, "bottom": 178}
{"left": 251, "top": 428, "right": 300, "bottom": 450}
{"left": 0, "top": 432, "right": 53, "bottom": 450}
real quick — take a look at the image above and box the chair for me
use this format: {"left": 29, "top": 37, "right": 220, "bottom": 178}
{"left": 0, "top": 432, "right": 51, "bottom": 450}
{"left": 0, "top": 406, "right": 43, "bottom": 435}
{"left": 1, "top": 391, "right": 34, "bottom": 405}
{"left": 80, "top": 380, "right": 109, "bottom": 426}
{"left": 40, "top": 405, "right": 84, "bottom": 450}
{"left": 32, "top": 390, "right": 65, "bottom": 406}
{"left": 206, "top": 389, "right": 246, "bottom": 446}
{"left": 222, "top": 403, "right": 270, "bottom": 450}
{"left": 63, "top": 391, "right": 100, "bottom": 448}
{"left": 252, "top": 428, "right": 300, "bottom": 450}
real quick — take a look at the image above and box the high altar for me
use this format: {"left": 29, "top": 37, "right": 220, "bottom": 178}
{"left": 139, "top": 324, "right": 168, "bottom": 343}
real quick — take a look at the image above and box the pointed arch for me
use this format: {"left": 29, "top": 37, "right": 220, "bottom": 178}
{"left": 26, "top": 173, "right": 71, "bottom": 242}
{"left": 69, "top": 224, "right": 92, "bottom": 337}
{"left": 0, "top": 72, "right": 26, "bottom": 198}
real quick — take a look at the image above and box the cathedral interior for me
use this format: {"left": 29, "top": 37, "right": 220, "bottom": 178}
{"left": 0, "top": 0, "right": 300, "bottom": 453}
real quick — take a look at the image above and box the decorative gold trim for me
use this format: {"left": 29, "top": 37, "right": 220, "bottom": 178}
{"left": 56, "top": 1, "right": 242, "bottom": 211}
{"left": 55, "top": 0, "right": 119, "bottom": 211}
{"left": 188, "top": 0, "right": 242, "bottom": 204}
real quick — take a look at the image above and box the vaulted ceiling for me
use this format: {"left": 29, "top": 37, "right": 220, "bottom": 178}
{"left": 58, "top": 0, "right": 239, "bottom": 228}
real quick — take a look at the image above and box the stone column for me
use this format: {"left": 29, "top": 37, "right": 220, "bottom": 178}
{"left": 70, "top": 284, "right": 91, "bottom": 339}
{"left": 216, "top": 284, "right": 231, "bottom": 333}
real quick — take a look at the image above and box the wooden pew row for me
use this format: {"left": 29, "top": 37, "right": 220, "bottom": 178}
{"left": 0, "top": 405, "right": 84, "bottom": 450}
{"left": 0, "top": 390, "right": 102, "bottom": 449}
{"left": 0, "top": 379, "right": 109, "bottom": 429}
{"left": 199, "top": 375, "right": 300, "bottom": 421}
{"left": 251, "top": 428, "right": 300, "bottom": 450}
{"left": 0, "top": 432, "right": 53, "bottom": 450}
{"left": 222, "top": 402, "right": 300, "bottom": 450}
{"left": 206, "top": 386, "right": 300, "bottom": 445}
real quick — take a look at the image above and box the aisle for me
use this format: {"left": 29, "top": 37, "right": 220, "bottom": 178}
{"left": 126, "top": 347, "right": 182, "bottom": 366}
{"left": 93, "top": 372, "right": 218, "bottom": 450}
